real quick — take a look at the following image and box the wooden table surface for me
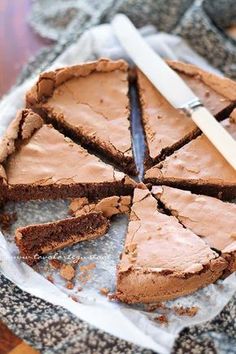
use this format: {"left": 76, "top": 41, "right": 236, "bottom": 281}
{"left": 0, "top": 1, "right": 51, "bottom": 352}
{"left": 0, "top": 0, "right": 52, "bottom": 97}
{"left": 0, "top": 321, "right": 38, "bottom": 354}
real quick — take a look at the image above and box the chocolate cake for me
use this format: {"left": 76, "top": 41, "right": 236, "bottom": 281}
{"left": 69, "top": 195, "right": 131, "bottom": 218}
{"left": 152, "top": 186, "right": 236, "bottom": 272}
{"left": 116, "top": 187, "right": 227, "bottom": 303}
{"left": 145, "top": 110, "right": 236, "bottom": 199}
{"left": 15, "top": 212, "right": 109, "bottom": 265}
{"left": 137, "top": 61, "right": 236, "bottom": 169}
{"left": 2, "top": 60, "right": 236, "bottom": 302}
{"left": 26, "top": 59, "right": 137, "bottom": 175}
{"left": 0, "top": 109, "right": 135, "bottom": 203}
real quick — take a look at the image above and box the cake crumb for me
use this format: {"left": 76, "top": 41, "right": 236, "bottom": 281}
{"left": 0, "top": 212, "right": 17, "bottom": 231}
{"left": 77, "top": 286, "right": 83, "bottom": 292}
{"left": 72, "top": 257, "right": 83, "bottom": 266}
{"left": 154, "top": 314, "right": 168, "bottom": 325}
{"left": 66, "top": 281, "right": 74, "bottom": 290}
{"left": 100, "top": 287, "right": 109, "bottom": 296}
{"left": 69, "top": 295, "right": 79, "bottom": 303}
{"left": 79, "top": 263, "right": 96, "bottom": 272}
{"left": 49, "top": 259, "right": 63, "bottom": 270}
{"left": 79, "top": 272, "right": 91, "bottom": 284}
{"left": 107, "top": 293, "right": 117, "bottom": 301}
{"left": 218, "top": 284, "right": 224, "bottom": 290}
{"left": 173, "top": 306, "right": 199, "bottom": 317}
{"left": 78, "top": 262, "right": 96, "bottom": 284}
{"left": 46, "top": 275, "right": 54, "bottom": 283}
{"left": 146, "top": 302, "right": 167, "bottom": 312}
{"left": 60, "top": 264, "right": 76, "bottom": 281}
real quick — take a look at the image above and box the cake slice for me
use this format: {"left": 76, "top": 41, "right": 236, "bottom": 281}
{"left": 137, "top": 61, "right": 236, "bottom": 168}
{"left": 116, "top": 187, "right": 227, "bottom": 303}
{"left": 15, "top": 212, "right": 109, "bottom": 265}
{"left": 69, "top": 195, "right": 131, "bottom": 218}
{"left": 145, "top": 110, "right": 236, "bottom": 200}
{"left": 0, "top": 109, "right": 135, "bottom": 202}
{"left": 26, "top": 59, "right": 137, "bottom": 175}
{"left": 152, "top": 186, "right": 236, "bottom": 272}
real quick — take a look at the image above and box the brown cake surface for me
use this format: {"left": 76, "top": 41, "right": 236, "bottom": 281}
{"left": 0, "top": 109, "right": 135, "bottom": 202}
{"left": 116, "top": 187, "right": 227, "bottom": 303}
{"left": 69, "top": 195, "right": 131, "bottom": 218}
{"left": 4, "top": 61, "right": 236, "bottom": 302}
{"left": 152, "top": 186, "right": 236, "bottom": 272}
{"left": 26, "top": 59, "right": 136, "bottom": 175}
{"left": 145, "top": 111, "right": 236, "bottom": 199}
{"left": 137, "top": 60, "right": 236, "bottom": 167}
{"left": 15, "top": 212, "right": 109, "bottom": 265}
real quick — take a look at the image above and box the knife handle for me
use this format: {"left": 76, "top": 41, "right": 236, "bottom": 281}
{"left": 191, "top": 106, "right": 236, "bottom": 170}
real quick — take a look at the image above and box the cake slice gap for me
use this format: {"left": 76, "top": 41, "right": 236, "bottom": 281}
{"left": 152, "top": 185, "right": 236, "bottom": 273}
{"left": 116, "top": 186, "right": 227, "bottom": 303}
{"left": 15, "top": 212, "right": 109, "bottom": 265}
{"left": 144, "top": 109, "right": 236, "bottom": 200}
{"left": 26, "top": 59, "right": 137, "bottom": 175}
{"left": 136, "top": 61, "right": 236, "bottom": 169}
{"left": 0, "top": 109, "right": 135, "bottom": 203}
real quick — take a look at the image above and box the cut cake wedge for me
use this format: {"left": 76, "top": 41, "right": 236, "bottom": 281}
{"left": 116, "top": 187, "right": 227, "bottom": 303}
{"left": 152, "top": 185, "right": 236, "bottom": 272}
{"left": 137, "top": 61, "right": 236, "bottom": 168}
{"left": 145, "top": 110, "right": 236, "bottom": 200}
{"left": 0, "top": 109, "right": 135, "bottom": 202}
{"left": 26, "top": 59, "right": 137, "bottom": 175}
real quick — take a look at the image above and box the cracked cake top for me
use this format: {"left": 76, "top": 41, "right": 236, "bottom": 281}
{"left": 0, "top": 109, "right": 135, "bottom": 202}
{"left": 26, "top": 58, "right": 137, "bottom": 175}
{"left": 137, "top": 60, "right": 236, "bottom": 167}
{"left": 116, "top": 186, "right": 227, "bottom": 303}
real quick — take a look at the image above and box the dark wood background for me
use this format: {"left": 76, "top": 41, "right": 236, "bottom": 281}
{"left": 0, "top": 1, "right": 47, "bottom": 352}
{"left": 0, "top": 0, "right": 52, "bottom": 97}
{"left": 0, "top": 317, "right": 38, "bottom": 354}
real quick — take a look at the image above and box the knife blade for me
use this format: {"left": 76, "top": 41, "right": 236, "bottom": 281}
{"left": 112, "top": 14, "right": 236, "bottom": 170}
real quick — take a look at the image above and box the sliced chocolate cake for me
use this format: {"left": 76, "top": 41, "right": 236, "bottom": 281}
{"left": 152, "top": 185, "right": 236, "bottom": 272}
{"left": 145, "top": 110, "right": 236, "bottom": 199}
{"left": 15, "top": 212, "right": 109, "bottom": 265}
{"left": 0, "top": 109, "right": 135, "bottom": 203}
{"left": 137, "top": 61, "right": 236, "bottom": 169}
{"left": 26, "top": 59, "right": 137, "bottom": 175}
{"left": 116, "top": 186, "right": 227, "bottom": 303}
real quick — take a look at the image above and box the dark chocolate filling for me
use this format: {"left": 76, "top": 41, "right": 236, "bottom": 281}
{"left": 6, "top": 180, "right": 134, "bottom": 203}
{"left": 16, "top": 212, "right": 108, "bottom": 265}
{"left": 145, "top": 177, "right": 236, "bottom": 201}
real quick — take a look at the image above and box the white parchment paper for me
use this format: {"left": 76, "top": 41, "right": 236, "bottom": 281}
{"left": 0, "top": 23, "right": 235, "bottom": 354}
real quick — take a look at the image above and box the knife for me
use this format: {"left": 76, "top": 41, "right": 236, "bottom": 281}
{"left": 112, "top": 14, "right": 236, "bottom": 170}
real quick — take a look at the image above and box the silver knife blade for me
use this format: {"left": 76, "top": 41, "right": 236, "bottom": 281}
{"left": 112, "top": 14, "right": 198, "bottom": 109}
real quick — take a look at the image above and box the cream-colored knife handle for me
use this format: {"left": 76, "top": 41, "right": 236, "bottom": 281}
{"left": 191, "top": 106, "right": 236, "bottom": 169}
